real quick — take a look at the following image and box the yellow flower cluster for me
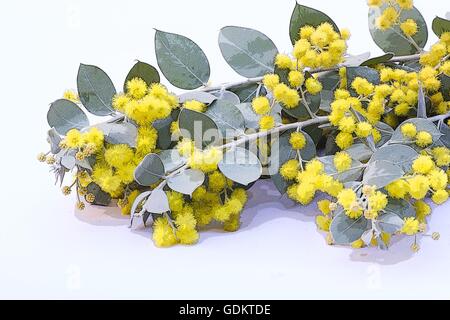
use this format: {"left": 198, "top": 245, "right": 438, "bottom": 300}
{"left": 183, "top": 145, "right": 223, "bottom": 173}
{"left": 61, "top": 127, "right": 104, "bottom": 160}
{"left": 400, "top": 123, "right": 433, "bottom": 147}
{"left": 371, "top": 1, "right": 414, "bottom": 33}
{"left": 113, "top": 79, "right": 178, "bottom": 125}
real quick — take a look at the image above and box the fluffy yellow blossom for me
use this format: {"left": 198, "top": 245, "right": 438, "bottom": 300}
{"left": 63, "top": 90, "right": 79, "bottom": 102}
{"left": 288, "top": 70, "right": 305, "bottom": 87}
{"left": 414, "top": 200, "right": 431, "bottom": 222}
{"left": 305, "top": 78, "right": 323, "bottom": 95}
{"left": 153, "top": 217, "right": 178, "bottom": 247}
{"left": 65, "top": 129, "right": 83, "bottom": 148}
{"left": 112, "top": 94, "right": 130, "bottom": 112}
{"left": 376, "top": 7, "right": 399, "bottom": 30}
{"left": 367, "top": 0, "right": 383, "bottom": 7}
{"left": 367, "top": 191, "right": 388, "bottom": 218}
{"left": 351, "top": 77, "right": 374, "bottom": 96}
{"left": 432, "top": 190, "right": 449, "bottom": 204}
{"left": 432, "top": 147, "right": 450, "bottom": 166}
{"left": 104, "top": 144, "right": 134, "bottom": 168}
{"left": 337, "top": 189, "right": 362, "bottom": 218}
{"left": 340, "top": 28, "right": 351, "bottom": 41}
{"left": 252, "top": 96, "right": 271, "bottom": 115}
{"left": 317, "top": 199, "right": 332, "bottom": 215}
{"left": 355, "top": 122, "right": 373, "bottom": 138}
{"left": 126, "top": 78, "right": 148, "bottom": 100}
{"left": 400, "top": 19, "right": 418, "bottom": 36}
{"left": 280, "top": 159, "right": 299, "bottom": 180}
{"left": 334, "top": 152, "right": 352, "bottom": 172}
{"left": 428, "top": 169, "right": 448, "bottom": 191}
{"left": 415, "top": 131, "right": 432, "bottom": 147}
{"left": 401, "top": 217, "right": 420, "bottom": 235}
{"left": 412, "top": 155, "right": 435, "bottom": 174}
{"left": 408, "top": 175, "right": 430, "bottom": 200}
{"left": 386, "top": 179, "right": 409, "bottom": 199}
{"left": 208, "top": 171, "right": 227, "bottom": 192}
{"left": 275, "top": 54, "right": 293, "bottom": 69}
{"left": 396, "top": 0, "right": 413, "bottom": 10}
{"left": 184, "top": 100, "right": 206, "bottom": 113}
{"left": 289, "top": 132, "right": 306, "bottom": 150}
{"left": 259, "top": 115, "right": 275, "bottom": 130}
{"left": 177, "top": 138, "right": 195, "bottom": 157}
{"left": 400, "top": 123, "right": 417, "bottom": 138}
{"left": 263, "top": 74, "right": 280, "bottom": 91}
{"left": 188, "top": 147, "right": 223, "bottom": 173}
{"left": 338, "top": 117, "right": 356, "bottom": 133}
{"left": 335, "top": 132, "right": 354, "bottom": 150}
{"left": 316, "top": 215, "right": 331, "bottom": 231}
{"left": 273, "top": 83, "right": 300, "bottom": 108}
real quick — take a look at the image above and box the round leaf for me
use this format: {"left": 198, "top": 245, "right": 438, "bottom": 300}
{"left": 205, "top": 99, "right": 245, "bottom": 138}
{"left": 384, "top": 198, "right": 415, "bottom": 219}
{"left": 330, "top": 213, "right": 370, "bottom": 245}
{"left": 77, "top": 64, "right": 116, "bottom": 116}
{"left": 153, "top": 115, "right": 174, "bottom": 150}
{"left": 229, "top": 83, "right": 265, "bottom": 103}
{"left": 134, "top": 154, "right": 165, "bottom": 186}
{"left": 47, "top": 99, "right": 89, "bottom": 135}
{"left": 377, "top": 213, "right": 404, "bottom": 234}
{"left": 159, "top": 149, "right": 186, "bottom": 173}
{"left": 363, "top": 160, "right": 404, "bottom": 189}
{"left": 167, "top": 169, "right": 205, "bottom": 196}
{"left": 144, "top": 189, "right": 170, "bottom": 214}
{"left": 155, "top": 30, "right": 210, "bottom": 90}
{"left": 178, "top": 108, "right": 220, "bottom": 149}
{"left": 432, "top": 16, "right": 450, "bottom": 37}
{"left": 391, "top": 118, "right": 442, "bottom": 145}
{"left": 86, "top": 182, "right": 111, "bottom": 206}
{"left": 178, "top": 91, "right": 217, "bottom": 104}
{"left": 219, "top": 147, "right": 262, "bottom": 186}
{"left": 289, "top": 3, "right": 339, "bottom": 44}
{"left": 124, "top": 61, "right": 160, "bottom": 92}
{"left": 95, "top": 122, "right": 137, "bottom": 148}
{"left": 360, "top": 53, "right": 394, "bottom": 67}
{"left": 369, "top": 144, "right": 417, "bottom": 172}
{"left": 319, "top": 156, "right": 364, "bottom": 183}
{"left": 218, "top": 26, "right": 278, "bottom": 78}
{"left": 368, "top": 5, "right": 428, "bottom": 55}
{"left": 210, "top": 90, "right": 240, "bottom": 105}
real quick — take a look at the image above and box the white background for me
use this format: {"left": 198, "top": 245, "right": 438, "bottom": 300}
{"left": 1, "top": 0, "right": 450, "bottom": 299}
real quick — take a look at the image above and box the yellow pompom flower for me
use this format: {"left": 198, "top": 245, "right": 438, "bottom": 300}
{"left": 385, "top": 179, "right": 409, "bottom": 199}
{"left": 335, "top": 132, "right": 354, "bottom": 150}
{"left": 152, "top": 217, "right": 178, "bottom": 247}
{"left": 408, "top": 175, "right": 430, "bottom": 200}
{"left": 401, "top": 217, "right": 420, "bottom": 236}
{"left": 431, "top": 147, "right": 450, "bottom": 166}
{"left": 351, "top": 77, "right": 374, "bottom": 96}
{"left": 428, "top": 169, "right": 448, "bottom": 191}
{"left": 338, "top": 116, "right": 356, "bottom": 133}
{"left": 317, "top": 199, "right": 332, "bottom": 215}
{"left": 293, "top": 39, "right": 311, "bottom": 59}
{"left": 126, "top": 78, "right": 148, "bottom": 100}
{"left": 440, "top": 61, "right": 450, "bottom": 77}
{"left": 432, "top": 190, "right": 449, "bottom": 204}
{"left": 259, "top": 115, "right": 275, "bottom": 131}
{"left": 376, "top": 7, "right": 399, "bottom": 31}
{"left": 334, "top": 151, "right": 352, "bottom": 172}
{"left": 252, "top": 96, "right": 271, "bottom": 115}
{"left": 412, "top": 155, "right": 435, "bottom": 175}
{"left": 112, "top": 94, "right": 130, "bottom": 112}
{"left": 305, "top": 78, "right": 323, "bottom": 95}
{"left": 414, "top": 200, "right": 431, "bottom": 222}
{"left": 400, "top": 19, "right": 418, "bottom": 36}
{"left": 184, "top": 100, "right": 206, "bottom": 113}
{"left": 415, "top": 131, "right": 433, "bottom": 147}
{"left": 351, "top": 239, "right": 365, "bottom": 249}
{"left": 316, "top": 215, "right": 331, "bottom": 231}
{"left": 275, "top": 53, "right": 293, "bottom": 69}
{"left": 355, "top": 122, "right": 373, "bottom": 138}
{"left": 367, "top": 0, "right": 383, "bottom": 7}
{"left": 299, "top": 26, "right": 315, "bottom": 40}
{"left": 289, "top": 132, "right": 306, "bottom": 150}
{"left": 65, "top": 129, "right": 83, "bottom": 148}
{"left": 280, "top": 159, "right": 299, "bottom": 180}
{"left": 288, "top": 70, "right": 305, "bottom": 87}
{"left": 396, "top": 0, "right": 413, "bottom": 10}
{"left": 367, "top": 191, "right": 388, "bottom": 218}
{"left": 63, "top": 90, "right": 79, "bottom": 102}
{"left": 177, "top": 138, "right": 194, "bottom": 157}
{"left": 337, "top": 189, "right": 357, "bottom": 210}
{"left": 273, "top": 83, "right": 300, "bottom": 108}
{"left": 400, "top": 123, "right": 417, "bottom": 138}
{"left": 208, "top": 171, "right": 227, "bottom": 192}
{"left": 340, "top": 28, "right": 351, "bottom": 40}
{"left": 176, "top": 227, "right": 199, "bottom": 245}
{"left": 263, "top": 74, "right": 280, "bottom": 91}
{"left": 104, "top": 144, "right": 134, "bottom": 168}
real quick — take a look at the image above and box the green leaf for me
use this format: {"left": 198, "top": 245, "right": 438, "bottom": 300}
{"left": 210, "top": 90, "right": 240, "bottom": 105}
{"left": 47, "top": 99, "right": 89, "bottom": 135}
{"left": 318, "top": 71, "right": 340, "bottom": 112}
{"left": 390, "top": 118, "right": 442, "bottom": 146}
{"left": 178, "top": 91, "right": 217, "bottom": 104}
{"left": 229, "top": 83, "right": 265, "bottom": 103}
{"left": 384, "top": 198, "right": 415, "bottom": 219}
{"left": 330, "top": 213, "right": 370, "bottom": 245}
{"left": 235, "top": 103, "right": 260, "bottom": 129}
{"left": 362, "top": 160, "right": 404, "bottom": 189}
{"left": 159, "top": 149, "right": 186, "bottom": 173}
{"left": 155, "top": 30, "right": 210, "bottom": 90}
{"left": 124, "top": 61, "right": 160, "bottom": 92}
{"left": 205, "top": 99, "right": 245, "bottom": 138}
{"left": 167, "top": 169, "right": 205, "bottom": 196}
{"left": 95, "top": 122, "right": 137, "bottom": 148}
{"left": 144, "top": 189, "right": 170, "bottom": 214}
{"left": 178, "top": 108, "right": 220, "bottom": 149}
{"left": 319, "top": 155, "right": 364, "bottom": 183}
{"left": 369, "top": 144, "right": 418, "bottom": 172}
{"left": 47, "top": 128, "right": 62, "bottom": 154}
{"left": 134, "top": 154, "right": 165, "bottom": 186}
{"left": 86, "top": 182, "right": 112, "bottom": 206}
{"left": 219, "top": 147, "right": 262, "bottom": 186}
{"left": 345, "top": 143, "right": 373, "bottom": 162}
{"left": 360, "top": 53, "right": 394, "bottom": 67}
{"left": 368, "top": 4, "right": 428, "bottom": 55}
{"left": 153, "top": 115, "right": 174, "bottom": 150}
{"left": 218, "top": 26, "right": 278, "bottom": 78}
{"left": 432, "top": 16, "right": 450, "bottom": 37}
{"left": 377, "top": 212, "right": 404, "bottom": 234}
{"left": 374, "top": 122, "right": 394, "bottom": 147}
{"left": 77, "top": 64, "right": 116, "bottom": 116}
{"left": 289, "top": 2, "right": 339, "bottom": 44}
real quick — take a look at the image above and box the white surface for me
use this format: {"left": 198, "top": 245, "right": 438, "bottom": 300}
{"left": 1, "top": 0, "right": 450, "bottom": 299}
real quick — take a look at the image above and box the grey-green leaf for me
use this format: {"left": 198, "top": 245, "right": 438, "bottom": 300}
{"left": 369, "top": 144, "right": 418, "bottom": 172}
{"left": 346, "top": 143, "right": 373, "bottom": 162}
{"left": 282, "top": 91, "right": 321, "bottom": 120}
{"left": 377, "top": 213, "right": 404, "bottom": 234}
{"left": 153, "top": 116, "right": 174, "bottom": 150}
{"left": 219, "top": 147, "right": 262, "bottom": 186}
{"left": 229, "top": 83, "right": 265, "bottom": 103}
{"left": 155, "top": 30, "right": 210, "bottom": 90}
{"left": 368, "top": 4, "right": 428, "bottom": 55}
{"left": 384, "top": 198, "right": 415, "bottom": 219}
{"left": 144, "top": 189, "right": 170, "bottom": 214}
{"left": 47, "top": 128, "right": 62, "bottom": 154}
{"left": 363, "top": 160, "right": 404, "bottom": 189}
{"left": 178, "top": 108, "right": 220, "bottom": 149}
{"left": 124, "top": 61, "right": 160, "bottom": 92}
{"left": 330, "top": 213, "right": 370, "bottom": 245}
{"left": 86, "top": 182, "right": 112, "bottom": 206}
{"left": 178, "top": 91, "right": 217, "bottom": 104}
{"left": 47, "top": 99, "right": 89, "bottom": 135}
{"left": 432, "top": 16, "right": 450, "bottom": 37}
{"left": 159, "top": 149, "right": 186, "bottom": 173}
{"left": 417, "top": 85, "right": 426, "bottom": 118}
{"left": 205, "top": 99, "right": 245, "bottom": 138}
{"left": 134, "top": 154, "right": 165, "bottom": 186}
{"left": 210, "top": 90, "right": 240, "bottom": 105}
{"left": 167, "top": 169, "right": 205, "bottom": 196}
{"left": 360, "top": 53, "right": 394, "bottom": 67}
{"left": 390, "top": 118, "right": 442, "bottom": 145}
{"left": 218, "top": 26, "right": 278, "bottom": 78}
{"left": 319, "top": 155, "right": 364, "bottom": 183}
{"left": 77, "top": 64, "right": 116, "bottom": 116}
{"left": 289, "top": 2, "right": 339, "bottom": 44}
{"left": 96, "top": 122, "right": 137, "bottom": 148}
